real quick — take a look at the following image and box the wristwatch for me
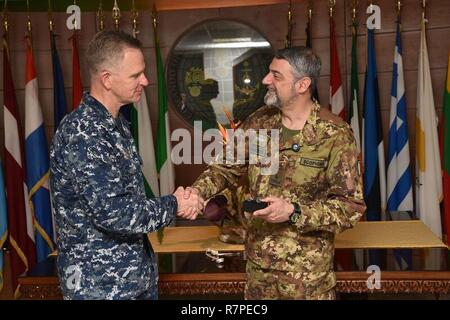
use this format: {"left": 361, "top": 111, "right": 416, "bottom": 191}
{"left": 288, "top": 202, "right": 301, "bottom": 225}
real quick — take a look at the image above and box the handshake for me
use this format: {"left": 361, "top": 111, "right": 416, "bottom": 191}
{"left": 173, "top": 186, "right": 205, "bottom": 220}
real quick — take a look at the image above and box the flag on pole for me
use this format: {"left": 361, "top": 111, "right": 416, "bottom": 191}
{"left": 131, "top": 93, "right": 159, "bottom": 199}
{"left": 348, "top": 20, "right": 364, "bottom": 271}
{"left": 415, "top": 18, "right": 443, "bottom": 239}
{"left": 329, "top": 18, "right": 345, "bottom": 119}
{"left": 154, "top": 25, "right": 175, "bottom": 196}
{"left": 0, "top": 160, "right": 7, "bottom": 292}
{"left": 51, "top": 32, "right": 68, "bottom": 130}
{"left": 363, "top": 28, "right": 386, "bottom": 266}
{"left": 441, "top": 53, "right": 450, "bottom": 243}
{"left": 387, "top": 20, "right": 413, "bottom": 270}
{"left": 25, "top": 36, "right": 54, "bottom": 263}
{"left": 153, "top": 11, "right": 176, "bottom": 272}
{"left": 131, "top": 31, "right": 160, "bottom": 200}
{"left": 363, "top": 29, "right": 386, "bottom": 221}
{"left": 349, "top": 21, "right": 361, "bottom": 154}
{"left": 70, "top": 31, "right": 83, "bottom": 109}
{"left": 330, "top": 15, "right": 350, "bottom": 270}
{"left": 3, "top": 35, "right": 37, "bottom": 297}
{"left": 305, "top": 16, "right": 319, "bottom": 102}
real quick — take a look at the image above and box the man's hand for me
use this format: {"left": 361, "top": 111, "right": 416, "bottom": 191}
{"left": 173, "top": 186, "right": 204, "bottom": 220}
{"left": 182, "top": 187, "right": 200, "bottom": 200}
{"left": 252, "top": 196, "right": 294, "bottom": 224}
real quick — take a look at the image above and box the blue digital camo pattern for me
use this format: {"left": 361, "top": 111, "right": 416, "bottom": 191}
{"left": 50, "top": 93, "right": 177, "bottom": 300}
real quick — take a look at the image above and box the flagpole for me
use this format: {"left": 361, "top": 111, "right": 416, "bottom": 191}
{"left": 0, "top": 0, "right": 7, "bottom": 295}
{"left": 112, "top": 0, "right": 121, "bottom": 31}
{"left": 24, "top": 3, "right": 56, "bottom": 261}
{"left": 131, "top": 0, "right": 139, "bottom": 38}
{"left": 421, "top": 0, "right": 427, "bottom": 22}
{"left": 48, "top": 0, "right": 53, "bottom": 33}
{"left": 2, "top": 0, "right": 8, "bottom": 39}
{"left": 96, "top": 0, "right": 105, "bottom": 32}
{"left": 329, "top": 0, "right": 335, "bottom": 18}
{"left": 284, "top": 0, "right": 293, "bottom": 48}
{"left": 306, "top": 0, "right": 312, "bottom": 48}
{"left": 3, "top": 0, "right": 38, "bottom": 297}
{"left": 26, "top": 0, "right": 32, "bottom": 38}
{"left": 396, "top": 0, "right": 402, "bottom": 17}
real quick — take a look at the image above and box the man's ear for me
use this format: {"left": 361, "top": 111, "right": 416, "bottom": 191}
{"left": 100, "top": 70, "right": 112, "bottom": 90}
{"left": 295, "top": 77, "right": 312, "bottom": 94}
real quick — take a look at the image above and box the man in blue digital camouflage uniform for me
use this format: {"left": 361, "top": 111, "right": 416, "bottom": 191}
{"left": 50, "top": 31, "right": 202, "bottom": 300}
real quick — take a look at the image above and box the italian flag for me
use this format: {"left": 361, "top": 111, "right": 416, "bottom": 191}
{"left": 131, "top": 91, "right": 160, "bottom": 198}
{"left": 154, "top": 29, "right": 175, "bottom": 196}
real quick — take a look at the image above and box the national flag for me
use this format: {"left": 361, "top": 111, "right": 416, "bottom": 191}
{"left": 349, "top": 21, "right": 361, "bottom": 153}
{"left": 363, "top": 29, "right": 386, "bottom": 221}
{"left": 387, "top": 20, "right": 413, "bottom": 270}
{"left": 154, "top": 26, "right": 175, "bottom": 196}
{"left": 70, "top": 31, "right": 83, "bottom": 109}
{"left": 51, "top": 31, "right": 68, "bottom": 130}
{"left": 415, "top": 18, "right": 443, "bottom": 240}
{"left": 348, "top": 20, "right": 363, "bottom": 271}
{"left": 3, "top": 34, "right": 37, "bottom": 297}
{"left": 131, "top": 93, "right": 159, "bottom": 198}
{"left": 305, "top": 17, "right": 319, "bottom": 102}
{"left": 153, "top": 13, "right": 176, "bottom": 272}
{"left": 0, "top": 160, "right": 7, "bottom": 292}
{"left": 331, "top": 15, "right": 350, "bottom": 269}
{"left": 441, "top": 53, "right": 450, "bottom": 243}
{"left": 362, "top": 28, "right": 386, "bottom": 266}
{"left": 25, "top": 35, "right": 54, "bottom": 263}
{"left": 130, "top": 33, "right": 160, "bottom": 199}
{"left": 329, "top": 18, "right": 345, "bottom": 119}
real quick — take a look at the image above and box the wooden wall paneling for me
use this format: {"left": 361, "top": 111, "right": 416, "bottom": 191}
{"left": 0, "top": 0, "right": 449, "bottom": 195}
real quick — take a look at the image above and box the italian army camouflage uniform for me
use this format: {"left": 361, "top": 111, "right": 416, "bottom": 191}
{"left": 192, "top": 102, "right": 366, "bottom": 299}
{"left": 50, "top": 93, "right": 177, "bottom": 300}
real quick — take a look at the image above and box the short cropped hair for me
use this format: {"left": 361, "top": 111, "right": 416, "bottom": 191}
{"left": 85, "top": 30, "right": 143, "bottom": 76}
{"left": 274, "top": 46, "right": 321, "bottom": 93}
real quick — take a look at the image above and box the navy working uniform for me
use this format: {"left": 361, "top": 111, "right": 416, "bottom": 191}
{"left": 50, "top": 93, "right": 177, "bottom": 299}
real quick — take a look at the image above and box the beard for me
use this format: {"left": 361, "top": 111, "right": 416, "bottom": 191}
{"left": 264, "top": 89, "right": 282, "bottom": 108}
{"left": 264, "top": 86, "right": 297, "bottom": 109}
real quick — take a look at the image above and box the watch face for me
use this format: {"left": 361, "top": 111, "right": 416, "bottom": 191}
{"left": 290, "top": 212, "right": 300, "bottom": 224}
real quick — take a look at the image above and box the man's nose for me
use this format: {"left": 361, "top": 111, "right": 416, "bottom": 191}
{"left": 140, "top": 74, "right": 149, "bottom": 87}
{"left": 262, "top": 73, "right": 272, "bottom": 85}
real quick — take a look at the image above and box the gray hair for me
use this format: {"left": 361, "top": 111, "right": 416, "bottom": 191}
{"left": 274, "top": 46, "right": 321, "bottom": 93}
{"left": 85, "top": 30, "right": 143, "bottom": 76}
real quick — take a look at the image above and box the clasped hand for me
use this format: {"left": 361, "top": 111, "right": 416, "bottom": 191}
{"left": 173, "top": 187, "right": 204, "bottom": 220}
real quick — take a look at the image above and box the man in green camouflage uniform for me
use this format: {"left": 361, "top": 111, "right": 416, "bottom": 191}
{"left": 191, "top": 46, "right": 366, "bottom": 299}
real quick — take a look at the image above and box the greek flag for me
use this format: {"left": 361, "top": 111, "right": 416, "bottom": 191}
{"left": 387, "top": 20, "right": 413, "bottom": 270}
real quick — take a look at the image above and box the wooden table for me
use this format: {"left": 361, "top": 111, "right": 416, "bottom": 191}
{"left": 149, "top": 221, "right": 448, "bottom": 252}
{"left": 19, "top": 221, "right": 450, "bottom": 299}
